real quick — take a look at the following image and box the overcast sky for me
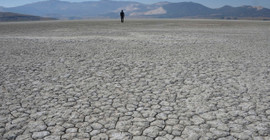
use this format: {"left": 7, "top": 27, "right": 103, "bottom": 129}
{"left": 0, "top": 0, "right": 269, "bottom": 8}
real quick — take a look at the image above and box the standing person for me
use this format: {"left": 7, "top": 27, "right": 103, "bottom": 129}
{"left": 120, "top": 10, "right": 125, "bottom": 23}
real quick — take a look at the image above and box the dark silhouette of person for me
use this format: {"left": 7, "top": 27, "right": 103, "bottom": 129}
{"left": 120, "top": 10, "right": 125, "bottom": 23}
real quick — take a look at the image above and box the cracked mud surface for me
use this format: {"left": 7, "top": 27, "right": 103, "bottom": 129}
{"left": 0, "top": 19, "right": 270, "bottom": 139}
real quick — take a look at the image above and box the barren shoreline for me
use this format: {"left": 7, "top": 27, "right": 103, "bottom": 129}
{"left": 0, "top": 19, "right": 270, "bottom": 139}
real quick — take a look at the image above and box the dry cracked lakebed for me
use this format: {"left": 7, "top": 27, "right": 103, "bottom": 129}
{"left": 0, "top": 19, "right": 270, "bottom": 140}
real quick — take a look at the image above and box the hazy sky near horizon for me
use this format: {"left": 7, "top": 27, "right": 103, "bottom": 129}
{"left": 0, "top": 0, "right": 269, "bottom": 8}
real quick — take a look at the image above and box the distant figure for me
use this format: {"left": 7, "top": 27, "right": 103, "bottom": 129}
{"left": 120, "top": 10, "right": 125, "bottom": 23}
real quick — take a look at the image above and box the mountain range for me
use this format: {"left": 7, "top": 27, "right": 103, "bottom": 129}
{"left": 0, "top": 12, "right": 56, "bottom": 22}
{"left": 1, "top": 0, "right": 270, "bottom": 20}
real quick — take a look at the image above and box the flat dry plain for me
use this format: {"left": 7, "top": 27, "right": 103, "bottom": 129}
{"left": 0, "top": 19, "right": 270, "bottom": 140}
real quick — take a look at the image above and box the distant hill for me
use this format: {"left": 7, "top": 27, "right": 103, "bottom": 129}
{"left": 1, "top": 0, "right": 270, "bottom": 20}
{"left": 214, "top": 5, "right": 270, "bottom": 19}
{"left": 159, "top": 2, "right": 270, "bottom": 19}
{"left": 0, "top": 6, "right": 4, "bottom": 12}
{"left": 0, "top": 12, "right": 56, "bottom": 22}
{"left": 160, "top": 2, "right": 214, "bottom": 18}
{"left": 2, "top": 0, "right": 145, "bottom": 19}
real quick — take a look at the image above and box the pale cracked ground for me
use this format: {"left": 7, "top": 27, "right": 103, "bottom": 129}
{"left": 0, "top": 19, "right": 270, "bottom": 140}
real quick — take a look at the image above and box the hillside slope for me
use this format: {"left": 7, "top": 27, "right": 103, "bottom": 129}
{"left": 0, "top": 12, "right": 56, "bottom": 21}
{"left": 2, "top": 0, "right": 270, "bottom": 19}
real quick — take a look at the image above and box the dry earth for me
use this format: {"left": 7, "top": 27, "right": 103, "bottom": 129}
{"left": 0, "top": 19, "right": 270, "bottom": 140}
